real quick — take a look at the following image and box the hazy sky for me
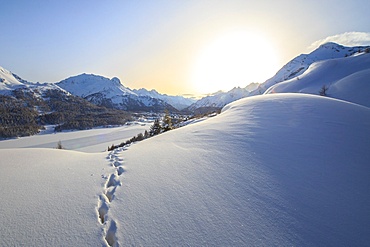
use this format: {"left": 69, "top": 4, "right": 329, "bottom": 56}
{"left": 1, "top": 0, "right": 370, "bottom": 95}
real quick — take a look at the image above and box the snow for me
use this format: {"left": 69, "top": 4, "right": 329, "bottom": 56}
{"left": 57, "top": 73, "right": 136, "bottom": 105}
{"left": 0, "top": 66, "right": 26, "bottom": 93}
{"left": 188, "top": 86, "right": 252, "bottom": 110}
{"left": 1, "top": 93, "right": 369, "bottom": 246}
{"left": 113, "top": 94, "right": 370, "bottom": 246}
{"left": 0, "top": 122, "right": 152, "bottom": 153}
{"left": 255, "top": 42, "right": 369, "bottom": 93}
{"left": 133, "top": 88, "right": 196, "bottom": 110}
{"left": 265, "top": 52, "right": 370, "bottom": 107}
{"left": 0, "top": 148, "right": 108, "bottom": 246}
{"left": 57, "top": 74, "right": 135, "bottom": 99}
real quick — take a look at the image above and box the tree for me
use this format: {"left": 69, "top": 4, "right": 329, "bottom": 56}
{"left": 56, "top": 140, "right": 64, "bottom": 149}
{"left": 319, "top": 85, "right": 329, "bottom": 96}
{"left": 136, "top": 133, "right": 144, "bottom": 141}
{"left": 162, "top": 110, "right": 173, "bottom": 132}
{"left": 149, "top": 119, "right": 162, "bottom": 136}
{"left": 144, "top": 130, "right": 150, "bottom": 139}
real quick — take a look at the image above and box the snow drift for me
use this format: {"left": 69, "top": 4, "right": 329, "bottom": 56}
{"left": 113, "top": 94, "right": 370, "bottom": 246}
{"left": 265, "top": 52, "right": 370, "bottom": 107}
{"left": 1, "top": 93, "right": 369, "bottom": 246}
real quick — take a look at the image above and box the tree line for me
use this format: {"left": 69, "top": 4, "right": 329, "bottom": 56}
{"left": 108, "top": 111, "right": 173, "bottom": 151}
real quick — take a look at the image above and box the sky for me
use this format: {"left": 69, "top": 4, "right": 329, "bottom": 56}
{"left": 1, "top": 0, "right": 370, "bottom": 96}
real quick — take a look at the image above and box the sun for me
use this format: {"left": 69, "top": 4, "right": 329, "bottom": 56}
{"left": 190, "top": 31, "right": 279, "bottom": 94}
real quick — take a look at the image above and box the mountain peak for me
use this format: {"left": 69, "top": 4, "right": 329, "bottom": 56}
{"left": 318, "top": 42, "right": 343, "bottom": 49}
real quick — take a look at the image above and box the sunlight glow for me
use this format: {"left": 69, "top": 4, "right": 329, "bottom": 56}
{"left": 190, "top": 31, "right": 279, "bottom": 94}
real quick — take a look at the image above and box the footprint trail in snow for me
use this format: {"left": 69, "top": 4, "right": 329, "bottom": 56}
{"left": 97, "top": 147, "right": 127, "bottom": 247}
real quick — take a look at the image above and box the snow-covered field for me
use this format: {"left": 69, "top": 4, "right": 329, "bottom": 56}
{"left": 1, "top": 94, "right": 369, "bottom": 246}
{"left": 0, "top": 122, "right": 151, "bottom": 153}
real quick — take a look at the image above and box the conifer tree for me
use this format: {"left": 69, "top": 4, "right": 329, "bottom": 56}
{"left": 144, "top": 130, "right": 150, "bottom": 139}
{"left": 149, "top": 119, "right": 162, "bottom": 136}
{"left": 162, "top": 110, "right": 173, "bottom": 132}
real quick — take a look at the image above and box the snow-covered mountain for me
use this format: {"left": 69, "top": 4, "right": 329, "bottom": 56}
{"left": 0, "top": 65, "right": 73, "bottom": 95}
{"left": 57, "top": 74, "right": 186, "bottom": 112}
{"left": 255, "top": 42, "right": 370, "bottom": 93}
{"left": 265, "top": 51, "right": 370, "bottom": 107}
{"left": 0, "top": 68, "right": 132, "bottom": 137}
{"left": 2, "top": 93, "right": 369, "bottom": 246}
{"left": 187, "top": 86, "right": 254, "bottom": 111}
{"left": 57, "top": 73, "right": 134, "bottom": 98}
{"left": 0, "top": 66, "right": 26, "bottom": 93}
{"left": 189, "top": 42, "right": 370, "bottom": 111}
{"left": 133, "top": 88, "right": 196, "bottom": 110}
{"left": 1, "top": 67, "right": 193, "bottom": 113}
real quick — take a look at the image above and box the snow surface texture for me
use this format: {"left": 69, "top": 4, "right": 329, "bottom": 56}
{"left": 113, "top": 94, "right": 370, "bottom": 246}
{"left": 1, "top": 93, "right": 370, "bottom": 246}
{"left": 265, "top": 52, "right": 370, "bottom": 107}
{"left": 0, "top": 149, "right": 108, "bottom": 246}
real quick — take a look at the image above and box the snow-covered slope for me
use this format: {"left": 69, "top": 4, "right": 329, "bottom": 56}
{"left": 255, "top": 42, "right": 370, "bottom": 93}
{"left": 113, "top": 94, "right": 370, "bottom": 246}
{"left": 0, "top": 66, "right": 25, "bottom": 93}
{"left": 133, "top": 88, "right": 196, "bottom": 110}
{"left": 265, "top": 52, "right": 370, "bottom": 107}
{"left": 0, "top": 148, "right": 108, "bottom": 246}
{"left": 187, "top": 86, "right": 253, "bottom": 111}
{"left": 1, "top": 93, "right": 370, "bottom": 245}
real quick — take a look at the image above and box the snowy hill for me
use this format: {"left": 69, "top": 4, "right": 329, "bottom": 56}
{"left": 57, "top": 74, "right": 179, "bottom": 112}
{"left": 133, "top": 88, "right": 196, "bottom": 110}
{"left": 115, "top": 94, "right": 370, "bottom": 245}
{"left": 265, "top": 52, "right": 370, "bottom": 107}
{"left": 187, "top": 86, "right": 254, "bottom": 111}
{"left": 255, "top": 42, "right": 370, "bottom": 93}
{"left": 2, "top": 93, "right": 369, "bottom": 246}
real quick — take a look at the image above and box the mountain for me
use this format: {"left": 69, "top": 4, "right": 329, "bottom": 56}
{"left": 265, "top": 51, "right": 370, "bottom": 107}
{"left": 133, "top": 88, "right": 196, "bottom": 110}
{"left": 189, "top": 42, "right": 370, "bottom": 111}
{"left": 57, "top": 74, "right": 179, "bottom": 112}
{"left": 0, "top": 66, "right": 26, "bottom": 93}
{"left": 0, "top": 68, "right": 131, "bottom": 138}
{"left": 255, "top": 42, "right": 370, "bottom": 93}
{"left": 187, "top": 86, "right": 254, "bottom": 112}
